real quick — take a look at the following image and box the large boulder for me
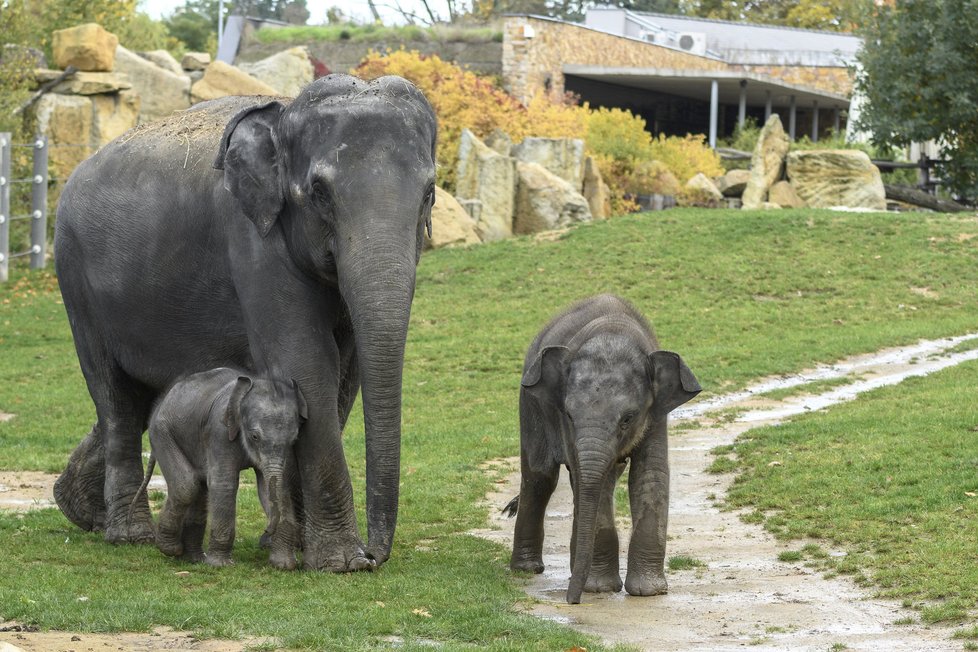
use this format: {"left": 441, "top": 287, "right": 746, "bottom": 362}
{"left": 786, "top": 150, "right": 886, "bottom": 210}
{"left": 34, "top": 69, "right": 131, "bottom": 95}
{"left": 742, "top": 114, "right": 790, "bottom": 209}
{"left": 715, "top": 168, "right": 750, "bottom": 197}
{"left": 238, "top": 47, "right": 314, "bottom": 97}
{"left": 513, "top": 161, "right": 591, "bottom": 235}
{"left": 768, "top": 180, "right": 806, "bottom": 208}
{"left": 679, "top": 172, "right": 724, "bottom": 207}
{"left": 182, "top": 52, "right": 211, "bottom": 71}
{"left": 190, "top": 60, "right": 279, "bottom": 103}
{"left": 582, "top": 156, "right": 611, "bottom": 219}
{"left": 424, "top": 187, "right": 481, "bottom": 250}
{"left": 512, "top": 137, "right": 586, "bottom": 190}
{"left": 139, "top": 49, "right": 184, "bottom": 76}
{"left": 33, "top": 89, "right": 139, "bottom": 179}
{"left": 628, "top": 160, "right": 681, "bottom": 197}
{"left": 114, "top": 46, "right": 191, "bottom": 123}
{"left": 455, "top": 129, "right": 516, "bottom": 242}
{"left": 52, "top": 23, "right": 118, "bottom": 72}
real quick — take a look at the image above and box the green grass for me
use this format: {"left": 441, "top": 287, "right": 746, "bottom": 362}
{"left": 254, "top": 23, "right": 503, "bottom": 45}
{"left": 667, "top": 555, "right": 706, "bottom": 571}
{"left": 757, "top": 376, "right": 856, "bottom": 401}
{"left": 3, "top": 208, "right": 978, "bottom": 645}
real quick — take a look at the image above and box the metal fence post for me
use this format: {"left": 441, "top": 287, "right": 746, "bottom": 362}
{"left": 30, "top": 135, "right": 48, "bottom": 270}
{"left": 0, "top": 133, "right": 10, "bottom": 283}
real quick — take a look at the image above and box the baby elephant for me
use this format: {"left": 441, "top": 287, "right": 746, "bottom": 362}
{"left": 136, "top": 367, "right": 307, "bottom": 569}
{"left": 509, "top": 294, "right": 701, "bottom": 604}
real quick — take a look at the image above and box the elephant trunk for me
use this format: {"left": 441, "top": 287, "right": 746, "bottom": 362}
{"left": 567, "top": 433, "right": 616, "bottom": 604}
{"left": 338, "top": 233, "right": 417, "bottom": 565}
{"left": 265, "top": 465, "right": 300, "bottom": 569}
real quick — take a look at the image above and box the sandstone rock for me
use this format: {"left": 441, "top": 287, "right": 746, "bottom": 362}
{"left": 768, "top": 180, "right": 806, "bottom": 208}
{"left": 115, "top": 46, "right": 191, "bottom": 123}
{"left": 628, "top": 159, "right": 681, "bottom": 197}
{"left": 680, "top": 172, "right": 724, "bottom": 207}
{"left": 34, "top": 94, "right": 93, "bottom": 178}
{"left": 36, "top": 70, "right": 131, "bottom": 95}
{"left": 512, "top": 137, "right": 586, "bottom": 190}
{"left": 53, "top": 23, "right": 118, "bottom": 72}
{"left": 485, "top": 129, "right": 513, "bottom": 156}
{"left": 182, "top": 52, "right": 211, "bottom": 71}
{"left": 455, "top": 129, "right": 516, "bottom": 242}
{"left": 238, "top": 47, "right": 313, "bottom": 97}
{"left": 583, "top": 156, "right": 611, "bottom": 219}
{"left": 424, "top": 187, "right": 481, "bottom": 250}
{"left": 92, "top": 89, "right": 140, "bottom": 145}
{"left": 742, "top": 114, "right": 790, "bottom": 209}
{"left": 514, "top": 161, "right": 591, "bottom": 235}
{"left": 715, "top": 168, "right": 750, "bottom": 197}
{"left": 139, "top": 49, "right": 184, "bottom": 76}
{"left": 786, "top": 149, "right": 886, "bottom": 210}
{"left": 190, "top": 61, "right": 279, "bottom": 103}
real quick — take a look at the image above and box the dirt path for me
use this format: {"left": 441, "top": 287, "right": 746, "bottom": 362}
{"left": 474, "top": 334, "right": 978, "bottom": 651}
{"left": 4, "top": 335, "right": 978, "bottom": 651}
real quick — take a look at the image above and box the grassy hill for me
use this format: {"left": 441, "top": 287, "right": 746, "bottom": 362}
{"left": 2, "top": 208, "right": 978, "bottom": 648}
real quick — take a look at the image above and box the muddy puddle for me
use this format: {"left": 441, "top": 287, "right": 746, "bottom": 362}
{"left": 474, "top": 334, "right": 978, "bottom": 651}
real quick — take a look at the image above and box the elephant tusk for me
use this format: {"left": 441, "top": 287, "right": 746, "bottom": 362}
{"left": 425, "top": 214, "right": 432, "bottom": 239}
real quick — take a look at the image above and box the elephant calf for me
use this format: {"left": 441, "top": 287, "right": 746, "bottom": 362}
{"left": 508, "top": 294, "right": 701, "bottom": 604}
{"left": 136, "top": 368, "right": 307, "bottom": 569}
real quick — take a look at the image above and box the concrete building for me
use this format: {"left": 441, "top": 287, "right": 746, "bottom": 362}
{"left": 503, "top": 8, "right": 861, "bottom": 146}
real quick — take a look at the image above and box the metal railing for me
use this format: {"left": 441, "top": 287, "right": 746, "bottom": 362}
{"left": 0, "top": 132, "right": 48, "bottom": 282}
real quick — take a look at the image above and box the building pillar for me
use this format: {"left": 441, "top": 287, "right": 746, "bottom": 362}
{"left": 764, "top": 90, "right": 772, "bottom": 122}
{"left": 788, "top": 95, "right": 797, "bottom": 141}
{"left": 709, "top": 79, "right": 719, "bottom": 148}
{"left": 738, "top": 79, "right": 747, "bottom": 128}
{"left": 811, "top": 100, "right": 819, "bottom": 142}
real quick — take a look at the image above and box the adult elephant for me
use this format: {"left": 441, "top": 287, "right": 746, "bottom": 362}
{"left": 53, "top": 74, "right": 437, "bottom": 571}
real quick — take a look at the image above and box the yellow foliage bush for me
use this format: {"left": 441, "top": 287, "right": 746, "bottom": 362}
{"left": 355, "top": 50, "right": 722, "bottom": 212}
{"left": 355, "top": 49, "right": 585, "bottom": 190}
{"left": 648, "top": 134, "right": 725, "bottom": 185}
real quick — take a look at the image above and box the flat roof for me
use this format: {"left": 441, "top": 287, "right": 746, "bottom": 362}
{"left": 563, "top": 65, "right": 850, "bottom": 110}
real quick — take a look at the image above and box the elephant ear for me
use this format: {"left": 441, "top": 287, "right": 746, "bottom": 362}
{"left": 291, "top": 378, "right": 308, "bottom": 423}
{"left": 648, "top": 350, "right": 702, "bottom": 419}
{"left": 521, "top": 345, "right": 569, "bottom": 406}
{"left": 222, "top": 376, "right": 254, "bottom": 441}
{"left": 213, "top": 101, "right": 286, "bottom": 238}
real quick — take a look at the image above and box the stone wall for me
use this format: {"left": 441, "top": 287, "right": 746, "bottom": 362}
{"left": 732, "top": 64, "right": 852, "bottom": 96}
{"left": 503, "top": 16, "right": 727, "bottom": 104}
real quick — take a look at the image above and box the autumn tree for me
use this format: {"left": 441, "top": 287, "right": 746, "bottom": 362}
{"left": 684, "top": 0, "right": 871, "bottom": 31}
{"left": 855, "top": 0, "right": 978, "bottom": 197}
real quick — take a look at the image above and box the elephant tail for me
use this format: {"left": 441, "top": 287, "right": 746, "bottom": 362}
{"left": 501, "top": 495, "right": 519, "bottom": 518}
{"left": 128, "top": 452, "right": 156, "bottom": 530}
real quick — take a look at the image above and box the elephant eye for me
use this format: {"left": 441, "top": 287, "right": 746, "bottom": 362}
{"left": 311, "top": 180, "right": 332, "bottom": 208}
{"left": 249, "top": 430, "right": 261, "bottom": 442}
{"left": 619, "top": 412, "right": 636, "bottom": 430}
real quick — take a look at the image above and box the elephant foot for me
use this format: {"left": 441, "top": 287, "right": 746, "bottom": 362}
{"left": 510, "top": 556, "right": 545, "bottom": 575}
{"left": 205, "top": 553, "right": 233, "bottom": 567}
{"left": 104, "top": 507, "right": 156, "bottom": 545}
{"left": 157, "top": 537, "right": 184, "bottom": 558}
{"left": 269, "top": 548, "right": 297, "bottom": 571}
{"left": 302, "top": 532, "right": 375, "bottom": 572}
{"left": 54, "top": 425, "right": 106, "bottom": 532}
{"left": 259, "top": 530, "right": 271, "bottom": 549}
{"left": 625, "top": 570, "right": 668, "bottom": 597}
{"left": 585, "top": 572, "right": 623, "bottom": 594}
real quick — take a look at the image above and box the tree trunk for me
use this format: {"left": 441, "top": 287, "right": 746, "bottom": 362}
{"left": 884, "top": 184, "right": 973, "bottom": 213}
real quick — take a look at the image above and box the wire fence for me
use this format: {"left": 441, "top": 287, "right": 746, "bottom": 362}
{"left": 0, "top": 134, "right": 91, "bottom": 282}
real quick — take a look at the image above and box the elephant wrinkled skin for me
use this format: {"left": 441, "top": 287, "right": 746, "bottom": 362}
{"left": 53, "top": 74, "right": 437, "bottom": 571}
{"left": 509, "top": 294, "right": 702, "bottom": 604}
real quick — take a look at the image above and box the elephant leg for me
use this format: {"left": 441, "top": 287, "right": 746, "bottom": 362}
{"left": 54, "top": 423, "right": 106, "bottom": 532}
{"left": 625, "top": 419, "right": 670, "bottom": 597}
{"left": 335, "top": 318, "right": 360, "bottom": 432}
{"left": 205, "top": 469, "right": 239, "bottom": 567}
{"left": 584, "top": 463, "right": 625, "bottom": 594}
{"left": 511, "top": 395, "right": 559, "bottom": 574}
{"left": 55, "top": 298, "right": 154, "bottom": 544}
{"left": 155, "top": 449, "right": 199, "bottom": 558}
{"left": 180, "top": 488, "right": 207, "bottom": 564}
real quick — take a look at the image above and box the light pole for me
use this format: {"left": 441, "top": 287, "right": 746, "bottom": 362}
{"left": 218, "top": 0, "right": 225, "bottom": 48}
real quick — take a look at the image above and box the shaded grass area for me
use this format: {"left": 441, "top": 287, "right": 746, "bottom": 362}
{"left": 720, "top": 360, "right": 978, "bottom": 625}
{"left": 2, "top": 208, "right": 978, "bottom": 646}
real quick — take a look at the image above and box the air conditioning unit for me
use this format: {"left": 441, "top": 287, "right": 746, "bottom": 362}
{"left": 641, "top": 30, "right": 657, "bottom": 43}
{"left": 676, "top": 32, "right": 707, "bottom": 56}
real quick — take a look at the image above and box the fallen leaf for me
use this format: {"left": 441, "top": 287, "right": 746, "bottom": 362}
{"left": 412, "top": 608, "right": 432, "bottom": 618}
{"left": 174, "top": 571, "right": 191, "bottom": 577}
{"left": 966, "top": 492, "right": 976, "bottom": 497}
{"left": 375, "top": 601, "right": 386, "bottom": 608}
{"left": 767, "top": 461, "right": 783, "bottom": 467}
